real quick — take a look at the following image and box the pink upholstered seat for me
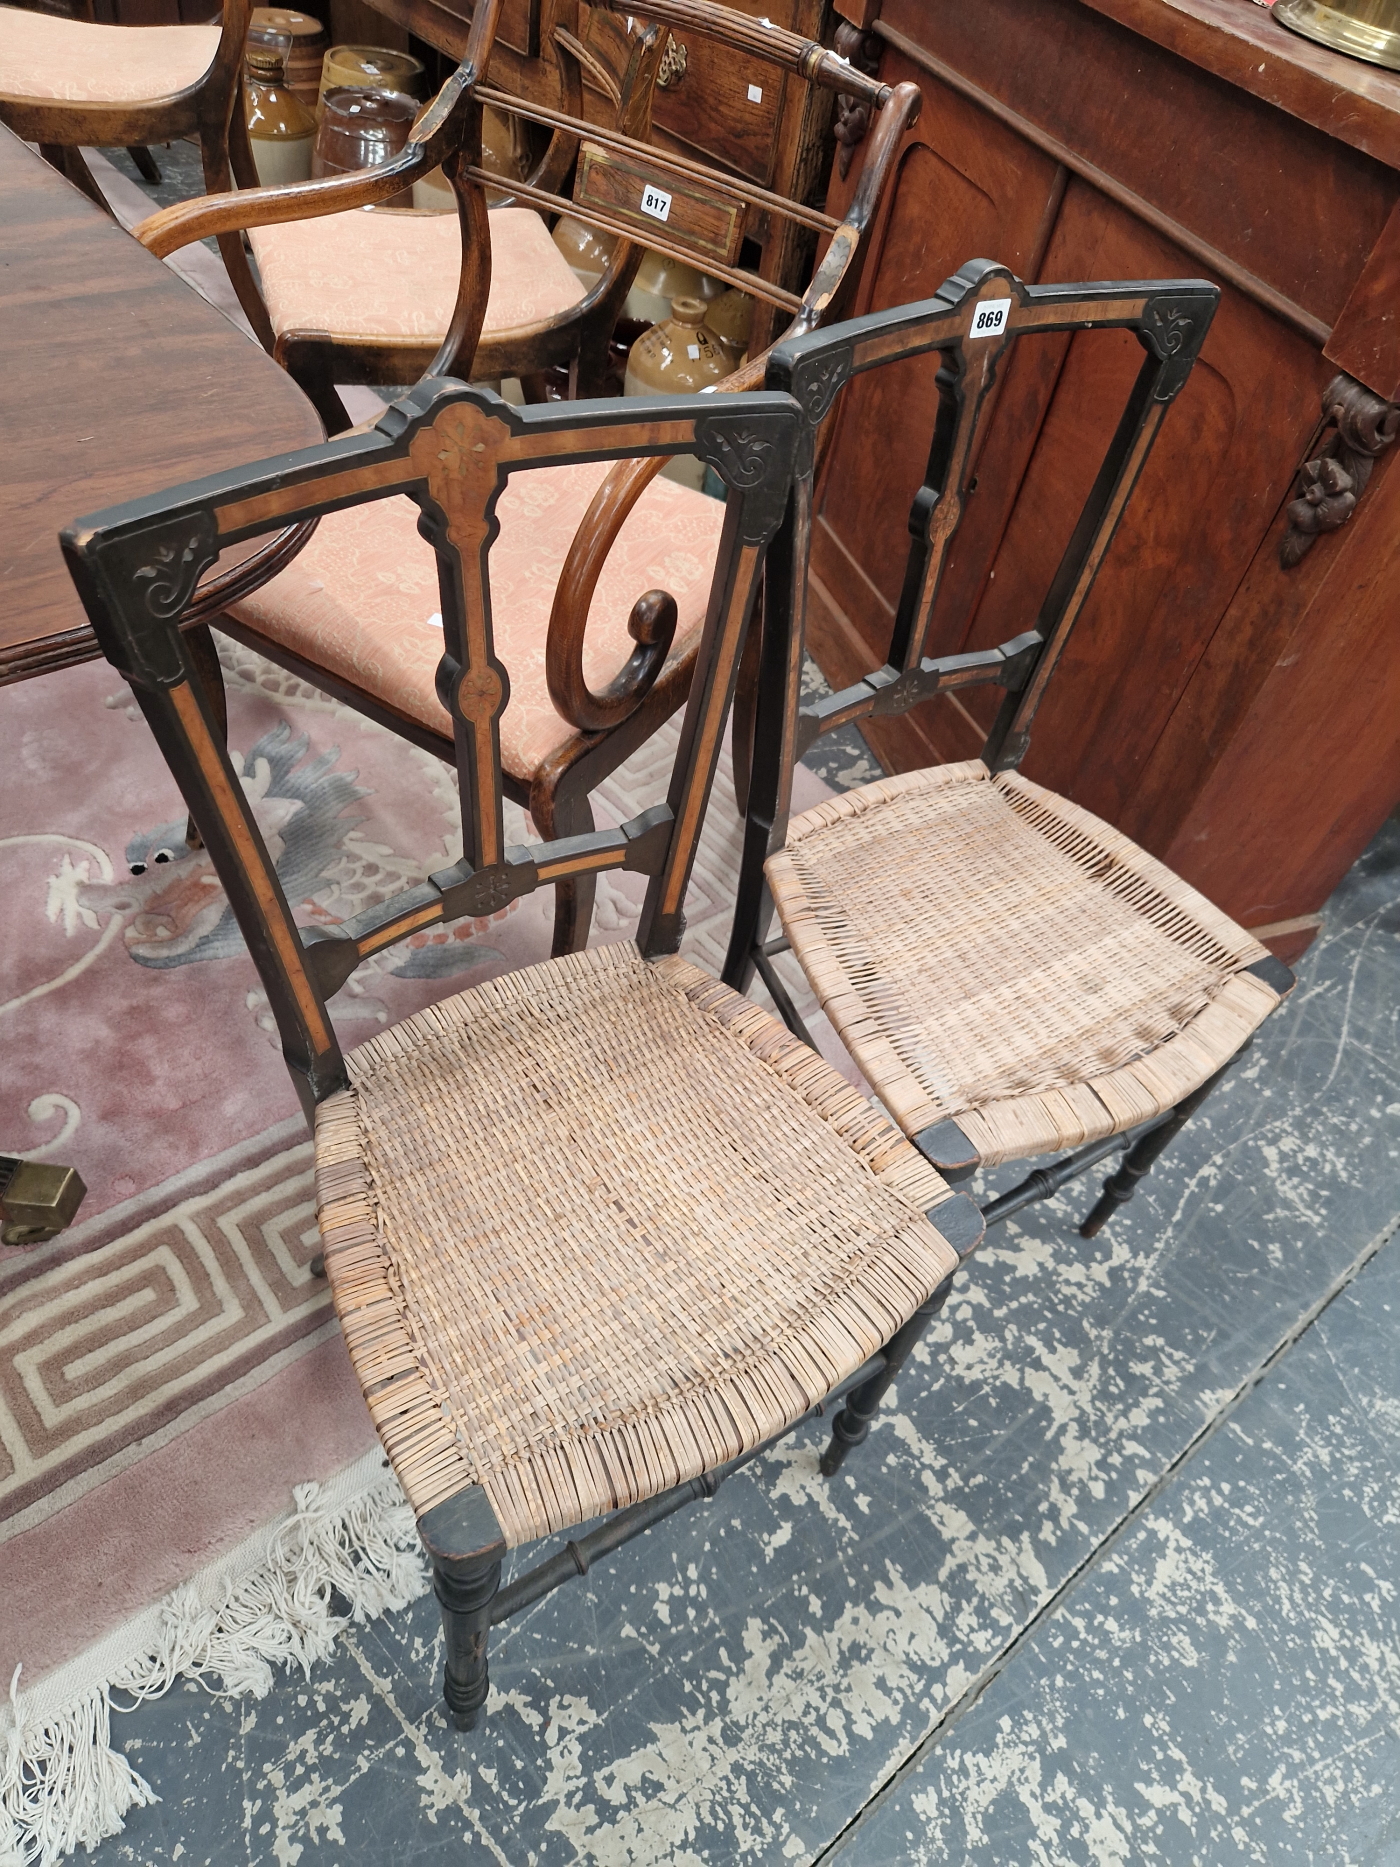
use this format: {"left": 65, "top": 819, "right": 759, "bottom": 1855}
{"left": 0, "top": 7, "right": 219, "bottom": 104}
{"left": 226, "top": 458, "right": 728, "bottom": 782}
{"left": 248, "top": 205, "right": 587, "bottom": 343}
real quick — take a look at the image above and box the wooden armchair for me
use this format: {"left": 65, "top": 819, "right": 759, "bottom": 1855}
{"left": 63, "top": 377, "right": 984, "bottom": 1732}
{"left": 133, "top": 0, "right": 672, "bottom": 432}
{"left": 0, "top": 0, "right": 268, "bottom": 341}
{"left": 722, "top": 265, "right": 1298, "bottom": 1344}
{"left": 168, "top": 9, "right": 917, "bottom": 956}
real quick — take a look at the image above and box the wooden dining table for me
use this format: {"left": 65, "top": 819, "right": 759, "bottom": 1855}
{"left": 0, "top": 125, "right": 324, "bottom": 684}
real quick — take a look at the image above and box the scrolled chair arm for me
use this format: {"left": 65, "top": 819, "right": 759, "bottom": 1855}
{"left": 546, "top": 583, "right": 679, "bottom": 734}
{"left": 133, "top": 153, "right": 430, "bottom": 258}
{"left": 543, "top": 359, "right": 764, "bottom": 738}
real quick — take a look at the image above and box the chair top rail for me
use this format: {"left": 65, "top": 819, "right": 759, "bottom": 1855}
{"left": 63, "top": 381, "right": 802, "bottom": 1118}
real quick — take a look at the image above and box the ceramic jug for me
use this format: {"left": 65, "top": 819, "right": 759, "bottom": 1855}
{"left": 244, "top": 38, "right": 316, "bottom": 186}
{"left": 624, "top": 296, "right": 731, "bottom": 489}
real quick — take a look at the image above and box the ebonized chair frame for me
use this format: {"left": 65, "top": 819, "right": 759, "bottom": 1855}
{"left": 721, "top": 261, "right": 1296, "bottom": 1267}
{"left": 63, "top": 380, "right": 981, "bottom": 1728}
{"left": 62, "top": 379, "right": 801, "bottom": 1113}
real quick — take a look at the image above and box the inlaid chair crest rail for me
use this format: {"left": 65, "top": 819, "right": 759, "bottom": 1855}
{"left": 722, "top": 265, "right": 1296, "bottom": 1465}
{"left": 63, "top": 378, "right": 984, "bottom": 1732}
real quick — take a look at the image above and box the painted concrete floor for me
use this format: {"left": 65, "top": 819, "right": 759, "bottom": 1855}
{"left": 90, "top": 789, "right": 1400, "bottom": 1865}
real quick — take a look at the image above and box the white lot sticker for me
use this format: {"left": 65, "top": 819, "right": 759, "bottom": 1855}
{"left": 970, "top": 296, "right": 1011, "bottom": 338}
{"left": 640, "top": 183, "right": 672, "bottom": 222}
{"left": 747, "top": 82, "right": 763, "bottom": 102}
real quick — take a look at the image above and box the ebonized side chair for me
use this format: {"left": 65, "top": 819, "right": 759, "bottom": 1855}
{"left": 136, "top": 0, "right": 918, "bottom": 963}
{"left": 63, "top": 378, "right": 984, "bottom": 1731}
{"left": 722, "top": 266, "right": 1296, "bottom": 1472}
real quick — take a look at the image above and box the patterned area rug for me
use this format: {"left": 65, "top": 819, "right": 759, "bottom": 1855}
{"left": 0, "top": 638, "right": 837, "bottom": 1860}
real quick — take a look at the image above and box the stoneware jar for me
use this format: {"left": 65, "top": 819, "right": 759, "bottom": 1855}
{"left": 248, "top": 7, "right": 326, "bottom": 113}
{"left": 313, "top": 86, "right": 417, "bottom": 204}
{"left": 551, "top": 213, "right": 617, "bottom": 287}
{"left": 317, "top": 44, "right": 423, "bottom": 115}
{"left": 624, "top": 296, "right": 731, "bottom": 489}
{"left": 703, "top": 284, "right": 754, "bottom": 369}
{"left": 625, "top": 249, "right": 712, "bottom": 326}
{"left": 244, "top": 39, "right": 316, "bottom": 186}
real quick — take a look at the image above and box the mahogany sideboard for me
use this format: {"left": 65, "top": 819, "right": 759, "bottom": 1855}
{"left": 814, "top": 0, "right": 1400, "bottom": 962}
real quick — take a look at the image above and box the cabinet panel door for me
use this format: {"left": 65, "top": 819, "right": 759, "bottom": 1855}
{"left": 951, "top": 181, "right": 1329, "bottom": 848}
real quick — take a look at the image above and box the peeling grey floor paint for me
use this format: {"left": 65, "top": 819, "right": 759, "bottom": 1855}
{"left": 99, "top": 806, "right": 1400, "bottom": 1865}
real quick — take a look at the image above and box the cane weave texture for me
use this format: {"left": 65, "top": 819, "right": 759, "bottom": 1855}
{"left": 314, "top": 943, "right": 961, "bottom": 1544}
{"left": 766, "top": 761, "right": 1282, "bottom": 1167}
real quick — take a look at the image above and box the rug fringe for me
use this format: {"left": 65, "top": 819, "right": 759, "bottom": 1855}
{"left": 0, "top": 1464, "right": 427, "bottom": 1867}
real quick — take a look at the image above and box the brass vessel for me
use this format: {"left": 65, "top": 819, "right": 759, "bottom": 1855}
{"left": 1273, "top": 0, "right": 1400, "bottom": 71}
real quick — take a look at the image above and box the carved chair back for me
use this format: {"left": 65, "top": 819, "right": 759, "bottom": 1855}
{"left": 723, "top": 261, "right": 1220, "bottom": 978}
{"left": 62, "top": 383, "right": 801, "bottom": 1118}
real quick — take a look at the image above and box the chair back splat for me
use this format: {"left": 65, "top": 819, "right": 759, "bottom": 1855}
{"left": 62, "top": 382, "right": 800, "bottom": 1122}
{"left": 724, "top": 262, "right": 1222, "bottom": 990}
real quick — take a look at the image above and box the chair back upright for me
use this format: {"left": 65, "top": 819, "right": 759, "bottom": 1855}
{"left": 723, "top": 262, "right": 1220, "bottom": 984}
{"left": 62, "top": 383, "right": 801, "bottom": 1120}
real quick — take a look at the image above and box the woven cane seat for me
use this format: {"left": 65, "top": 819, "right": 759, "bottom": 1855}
{"left": 765, "top": 761, "right": 1285, "bottom": 1168}
{"left": 314, "top": 943, "right": 962, "bottom": 1545}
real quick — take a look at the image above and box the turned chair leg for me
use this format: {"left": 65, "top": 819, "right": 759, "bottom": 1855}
{"left": 820, "top": 1271, "right": 956, "bottom": 1477}
{"left": 183, "top": 622, "right": 229, "bottom": 850}
{"left": 1079, "top": 1050, "right": 1246, "bottom": 1238}
{"left": 432, "top": 1548, "right": 503, "bottom": 1731}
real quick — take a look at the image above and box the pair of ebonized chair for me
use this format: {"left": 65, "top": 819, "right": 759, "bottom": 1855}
{"left": 64, "top": 262, "right": 1292, "bottom": 1731}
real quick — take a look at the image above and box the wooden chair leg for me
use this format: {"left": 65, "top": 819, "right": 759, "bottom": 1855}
{"left": 127, "top": 145, "right": 161, "bottom": 183}
{"left": 183, "top": 622, "right": 229, "bottom": 849}
{"left": 286, "top": 352, "right": 355, "bottom": 437}
{"left": 730, "top": 585, "right": 763, "bottom": 819}
{"left": 1078, "top": 1049, "right": 1246, "bottom": 1238}
{"left": 43, "top": 144, "right": 108, "bottom": 211}
{"left": 819, "top": 1271, "right": 955, "bottom": 1476}
{"left": 533, "top": 787, "right": 598, "bottom": 957}
{"left": 431, "top": 1548, "right": 503, "bottom": 1731}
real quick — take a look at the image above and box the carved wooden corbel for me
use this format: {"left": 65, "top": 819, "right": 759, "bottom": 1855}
{"left": 832, "top": 24, "right": 882, "bottom": 179}
{"left": 1280, "top": 372, "right": 1400, "bottom": 568}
